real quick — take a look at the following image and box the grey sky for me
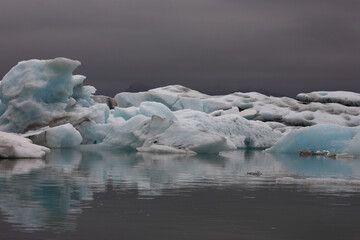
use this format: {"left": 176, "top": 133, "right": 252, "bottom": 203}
{"left": 0, "top": 0, "right": 359, "bottom": 96}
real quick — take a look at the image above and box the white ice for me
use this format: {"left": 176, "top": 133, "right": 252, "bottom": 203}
{"left": 0, "top": 131, "right": 49, "bottom": 158}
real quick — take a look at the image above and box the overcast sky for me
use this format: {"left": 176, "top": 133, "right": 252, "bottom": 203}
{"left": 0, "top": 0, "right": 359, "bottom": 97}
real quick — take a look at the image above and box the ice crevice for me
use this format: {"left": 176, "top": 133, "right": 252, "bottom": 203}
{"left": 0, "top": 58, "right": 360, "bottom": 157}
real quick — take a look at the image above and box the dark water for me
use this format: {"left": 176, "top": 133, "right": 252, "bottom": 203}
{"left": 1, "top": 150, "right": 360, "bottom": 240}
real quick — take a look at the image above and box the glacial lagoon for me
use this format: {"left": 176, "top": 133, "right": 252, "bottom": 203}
{"left": 1, "top": 150, "right": 360, "bottom": 239}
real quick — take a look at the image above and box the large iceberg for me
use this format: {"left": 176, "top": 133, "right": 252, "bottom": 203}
{"left": 1, "top": 58, "right": 360, "bottom": 155}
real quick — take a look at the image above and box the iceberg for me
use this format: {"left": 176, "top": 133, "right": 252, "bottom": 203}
{"left": 267, "top": 125, "right": 360, "bottom": 155}
{"left": 1, "top": 57, "right": 360, "bottom": 154}
{"left": 0, "top": 58, "right": 96, "bottom": 133}
{"left": 0, "top": 131, "right": 49, "bottom": 158}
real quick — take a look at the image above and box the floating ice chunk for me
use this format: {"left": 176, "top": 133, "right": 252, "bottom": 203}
{"left": 25, "top": 124, "right": 82, "bottom": 148}
{"left": 0, "top": 58, "right": 98, "bottom": 133}
{"left": 0, "top": 131, "right": 49, "bottom": 158}
{"left": 297, "top": 91, "right": 360, "bottom": 106}
{"left": 139, "top": 101, "right": 177, "bottom": 121}
{"left": 267, "top": 125, "right": 360, "bottom": 154}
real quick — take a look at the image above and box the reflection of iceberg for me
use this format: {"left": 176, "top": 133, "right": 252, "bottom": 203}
{"left": 276, "top": 177, "right": 360, "bottom": 186}
{"left": 1, "top": 150, "right": 360, "bottom": 231}
{"left": 0, "top": 159, "right": 82, "bottom": 231}
{"left": 0, "top": 159, "right": 45, "bottom": 176}
{"left": 270, "top": 153, "right": 353, "bottom": 178}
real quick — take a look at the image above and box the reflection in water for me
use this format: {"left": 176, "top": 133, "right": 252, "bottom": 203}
{"left": 0, "top": 149, "right": 359, "bottom": 232}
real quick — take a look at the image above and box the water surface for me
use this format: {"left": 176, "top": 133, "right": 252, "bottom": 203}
{"left": 1, "top": 150, "right": 360, "bottom": 239}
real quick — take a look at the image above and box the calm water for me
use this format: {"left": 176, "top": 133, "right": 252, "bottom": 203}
{"left": 1, "top": 149, "right": 360, "bottom": 239}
